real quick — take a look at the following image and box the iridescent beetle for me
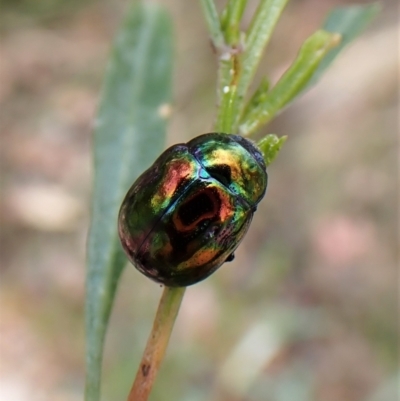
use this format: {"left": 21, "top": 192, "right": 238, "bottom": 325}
{"left": 118, "top": 133, "right": 268, "bottom": 287}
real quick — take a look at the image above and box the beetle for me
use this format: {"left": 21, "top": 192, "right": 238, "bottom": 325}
{"left": 118, "top": 133, "right": 268, "bottom": 287}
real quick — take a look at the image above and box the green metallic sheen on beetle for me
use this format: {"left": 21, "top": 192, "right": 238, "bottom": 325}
{"left": 118, "top": 133, "right": 268, "bottom": 287}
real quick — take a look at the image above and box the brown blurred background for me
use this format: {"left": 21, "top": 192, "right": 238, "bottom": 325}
{"left": 0, "top": 1, "right": 398, "bottom": 400}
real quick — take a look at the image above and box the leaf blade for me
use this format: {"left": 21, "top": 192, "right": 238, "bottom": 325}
{"left": 240, "top": 30, "right": 339, "bottom": 135}
{"left": 200, "top": 0, "right": 225, "bottom": 49}
{"left": 85, "top": 4, "right": 173, "bottom": 400}
{"left": 239, "top": 3, "right": 379, "bottom": 137}
{"left": 309, "top": 3, "right": 381, "bottom": 86}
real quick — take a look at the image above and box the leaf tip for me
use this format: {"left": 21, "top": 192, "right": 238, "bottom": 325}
{"left": 258, "top": 134, "right": 287, "bottom": 167}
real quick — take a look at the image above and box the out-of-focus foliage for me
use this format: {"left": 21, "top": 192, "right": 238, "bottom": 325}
{"left": 85, "top": 3, "right": 173, "bottom": 401}
{"left": 0, "top": 1, "right": 397, "bottom": 401}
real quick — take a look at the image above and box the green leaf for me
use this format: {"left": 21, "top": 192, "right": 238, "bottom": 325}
{"left": 215, "top": 0, "right": 289, "bottom": 134}
{"left": 242, "top": 77, "right": 270, "bottom": 120}
{"left": 240, "top": 30, "right": 339, "bottom": 136}
{"left": 221, "top": 0, "right": 248, "bottom": 45}
{"left": 85, "top": 3, "right": 173, "bottom": 401}
{"left": 200, "top": 0, "right": 225, "bottom": 49}
{"left": 240, "top": 0, "right": 289, "bottom": 91}
{"left": 258, "top": 134, "right": 287, "bottom": 166}
{"left": 239, "top": 3, "right": 379, "bottom": 137}
{"left": 309, "top": 3, "right": 380, "bottom": 86}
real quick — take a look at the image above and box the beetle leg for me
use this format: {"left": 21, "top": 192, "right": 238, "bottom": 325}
{"left": 225, "top": 253, "right": 235, "bottom": 262}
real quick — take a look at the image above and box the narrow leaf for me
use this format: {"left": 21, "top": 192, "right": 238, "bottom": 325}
{"left": 85, "top": 3, "right": 173, "bottom": 401}
{"left": 258, "top": 134, "right": 287, "bottom": 166}
{"left": 244, "top": 0, "right": 289, "bottom": 74}
{"left": 200, "top": 0, "right": 225, "bottom": 49}
{"left": 240, "top": 30, "right": 339, "bottom": 136}
{"left": 233, "top": 0, "right": 289, "bottom": 127}
{"left": 242, "top": 77, "right": 270, "bottom": 119}
{"left": 215, "top": 0, "right": 288, "bottom": 133}
{"left": 240, "top": 4, "right": 379, "bottom": 137}
{"left": 222, "top": 0, "right": 248, "bottom": 45}
{"left": 309, "top": 3, "right": 380, "bottom": 86}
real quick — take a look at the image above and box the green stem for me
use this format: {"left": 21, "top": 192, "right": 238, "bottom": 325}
{"left": 215, "top": 53, "right": 240, "bottom": 133}
{"left": 127, "top": 286, "right": 186, "bottom": 401}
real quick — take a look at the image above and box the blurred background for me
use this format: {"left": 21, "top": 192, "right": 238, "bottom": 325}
{"left": 0, "top": 0, "right": 398, "bottom": 400}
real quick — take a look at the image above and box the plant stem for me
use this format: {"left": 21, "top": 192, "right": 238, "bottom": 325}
{"left": 127, "top": 286, "right": 186, "bottom": 401}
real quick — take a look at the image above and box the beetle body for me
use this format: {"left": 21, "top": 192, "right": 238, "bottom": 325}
{"left": 118, "top": 133, "right": 267, "bottom": 286}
